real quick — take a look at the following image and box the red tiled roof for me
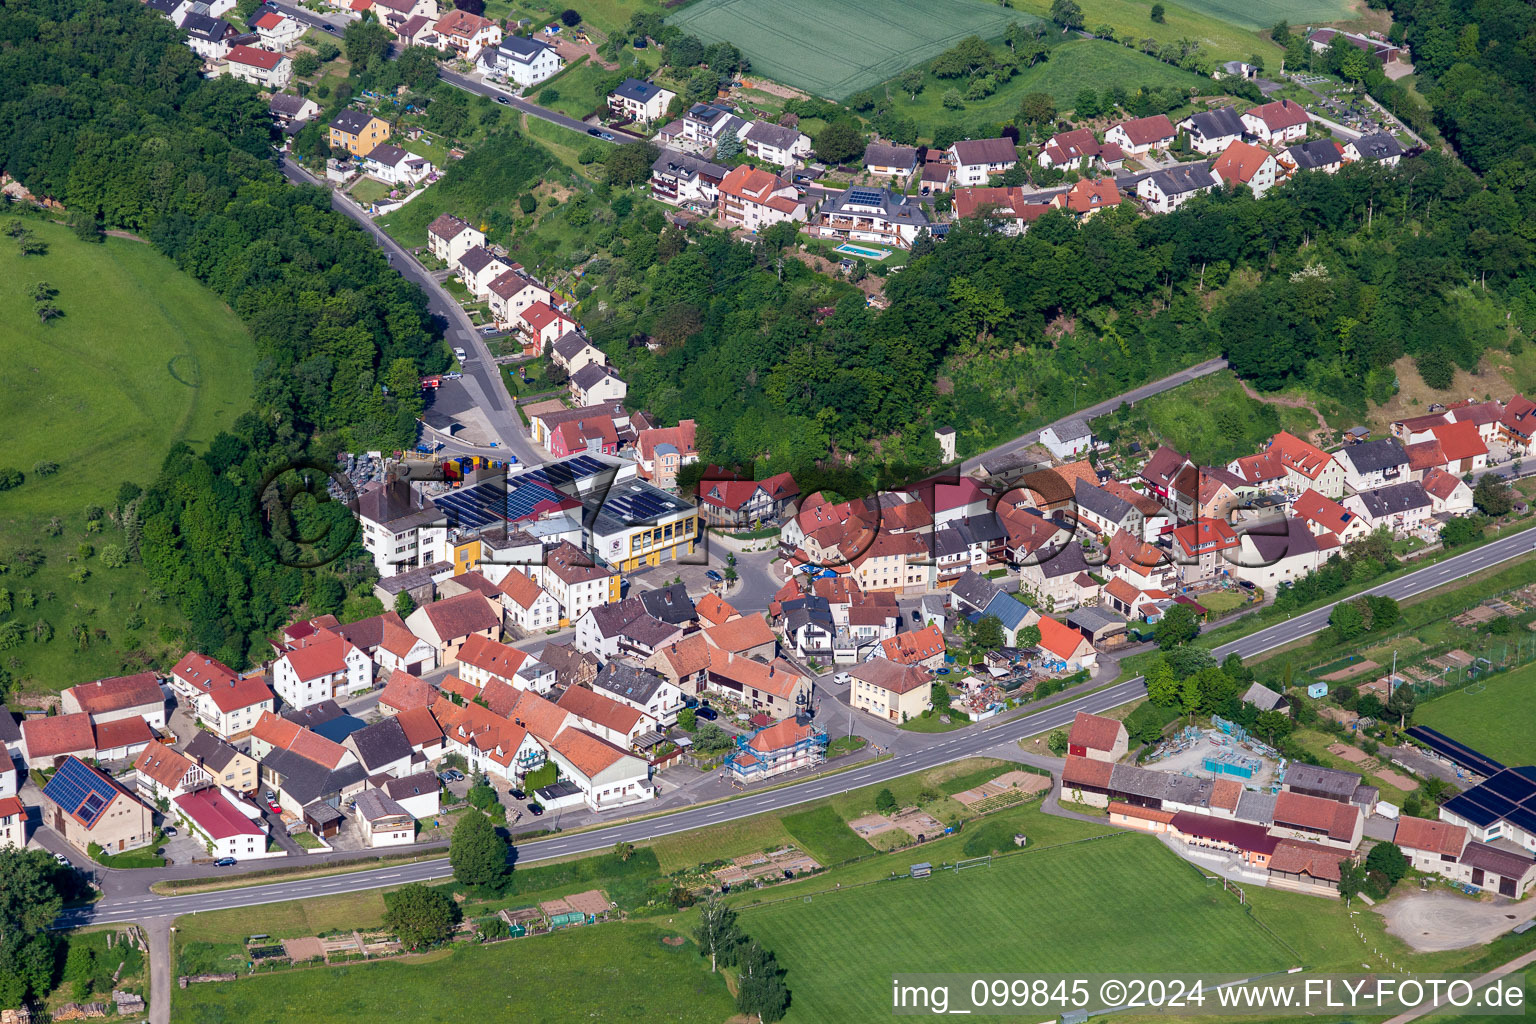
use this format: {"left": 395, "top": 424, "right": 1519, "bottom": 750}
{"left": 707, "top": 652, "right": 806, "bottom": 701}
{"left": 251, "top": 710, "right": 301, "bottom": 750}
{"left": 1067, "top": 711, "right": 1123, "bottom": 753}
{"left": 507, "top": 689, "right": 572, "bottom": 742}
{"left": 1274, "top": 791, "right": 1358, "bottom": 840}
{"left": 395, "top": 705, "right": 445, "bottom": 749}
{"left": 1110, "top": 114, "right": 1175, "bottom": 147}
{"left": 1248, "top": 99, "right": 1310, "bottom": 132}
{"left": 556, "top": 685, "right": 643, "bottom": 736}
{"left": 847, "top": 658, "right": 931, "bottom": 695}
{"left": 456, "top": 634, "right": 528, "bottom": 680}
{"left": 227, "top": 44, "right": 284, "bottom": 70}
{"left": 703, "top": 614, "right": 777, "bottom": 654}
{"left": 92, "top": 716, "right": 154, "bottom": 751}
{"left": 1037, "top": 616, "right": 1085, "bottom": 661}
{"left": 1267, "top": 838, "right": 1346, "bottom": 881}
{"left": 66, "top": 672, "right": 162, "bottom": 715}
{"left": 281, "top": 633, "right": 357, "bottom": 681}
{"left": 133, "top": 741, "right": 197, "bottom": 790}
{"left": 1059, "top": 177, "right": 1120, "bottom": 214}
{"left": 695, "top": 592, "right": 738, "bottom": 626}
{"left": 1405, "top": 439, "right": 1447, "bottom": 473}
{"left": 175, "top": 788, "right": 263, "bottom": 840}
{"left": 655, "top": 633, "right": 712, "bottom": 678}
{"left": 1420, "top": 468, "right": 1464, "bottom": 501}
{"left": 747, "top": 717, "right": 817, "bottom": 754}
{"left": 1394, "top": 815, "right": 1467, "bottom": 857}
{"left": 550, "top": 727, "right": 631, "bottom": 779}
{"left": 1428, "top": 420, "right": 1487, "bottom": 461}
{"left": 1171, "top": 517, "right": 1238, "bottom": 555}
{"left": 22, "top": 713, "right": 96, "bottom": 758}
{"left": 1291, "top": 489, "right": 1356, "bottom": 536}
{"left": 1501, "top": 395, "right": 1536, "bottom": 439}
{"left": 378, "top": 674, "right": 437, "bottom": 714}
{"left": 880, "top": 624, "right": 944, "bottom": 665}
{"left": 253, "top": 10, "right": 284, "bottom": 28}
{"left": 1110, "top": 801, "right": 1177, "bottom": 824}
{"left": 497, "top": 570, "right": 549, "bottom": 611}
{"left": 1212, "top": 139, "right": 1271, "bottom": 184}
{"left": 1062, "top": 755, "right": 1114, "bottom": 789}
{"left": 421, "top": 592, "right": 500, "bottom": 642}
{"left": 1268, "top": 431, "right": 1333, "bottom": 479}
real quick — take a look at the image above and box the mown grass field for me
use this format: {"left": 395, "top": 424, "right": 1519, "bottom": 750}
{"left": 884, "top": 39, "right": 1210, "bottom": 143}
{"left": 669, "top": 0, "right": 1025, "bottom": 98}
{"left": 1157, "top": 0, "right": 1356, "bottom": 31}
{"left": 171, "top": 923, "right": 734, "bottom": 1024}
{"left": 0, "top": 218, "right": 254, "bottom": 687}
{"left": 1415, "top": 661, "right": 1536, "bottom": 768}
{"left": 780, "top": 805, "right": 873, "bottom": 864}
{"left": 743, "top": 834, "right": 1295, "bottom": 1022}
{"left": 1013, "top": 0, "right": 1280, "bottom": 63}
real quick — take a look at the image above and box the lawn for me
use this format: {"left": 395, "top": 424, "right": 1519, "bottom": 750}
{"left": 882, "top": 38, "right": 1210, "bottom": 142}
{"left": 377, "top": 131, "right": 557, "bottom": 249}
{"left": 898, "top": 711, "right": 968, "bottom": 732}
{"left": 0, "top": 217, "right": 255, "bottom": 688}
{"left": 349, "top": 177, "right": 397, "bottom": 206}
{"left": 1415, "top": 661, "right": 1536, "bottom": 767}
{"left": 1092, "top": 369, "right": 1322, "bottom": 466}
{"left": 669, "top": 0, "right": 1026, "bottom": 99}
{"left": 779, "top": 805, "right": 873, "bottom": 865}
{"left": 650, "top": 810, "right": 797, "bottom": 873}
{"left": 743, "top": 833, "right": 1295, "bottom": 1022}
{"left": 1011, "top": 0, "right": 1280, "bottom": 63}
{"left": 172, "top": 923, "right": 734, "bottom": 1024}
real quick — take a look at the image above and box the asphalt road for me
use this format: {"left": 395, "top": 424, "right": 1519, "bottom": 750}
{"left": 278, "top": 159, "right": 540, "bottom": 467}
{"left": 959, "top": 357, "right": 1229, "bottom": 475}
{"left": 56, "top": 520, "right": 1536, "bottom": 926}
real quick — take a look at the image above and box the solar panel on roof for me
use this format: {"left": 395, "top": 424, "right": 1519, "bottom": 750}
{"left": 45, "top": 758, "right": 118, "bottom": 827}
{"left": 1483, "top": 769, "right": 1536, "bottom": 803}
{"left": 1508, "top": 807, "right": 1536, "bottom": 835}
{"left": 1443, "top": 794, "right": 1499, "bottom": 828}
{"left": 847, "top": 188, "right": 884, "bottom": 207}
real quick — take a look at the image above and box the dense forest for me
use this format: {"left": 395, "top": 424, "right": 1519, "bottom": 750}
{"left": 0, "top": 0, "right": 441, "bottom": 670}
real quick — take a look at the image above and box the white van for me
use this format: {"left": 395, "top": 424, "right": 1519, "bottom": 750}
{"left": 832, "top": 672, "right": 851, "bottom": 685}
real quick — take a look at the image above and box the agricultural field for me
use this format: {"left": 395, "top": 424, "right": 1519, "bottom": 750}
{"left": 669, "top": 0, "right": 1024, "bottom": 99}
{"left": 1012, "top": 0, "right": 1283, "bottom": 63}
{"left": 0, "top": 218, "right": 254, "bottom": 687}
{"left": 1415, "top": 661, "right": 1536, "bottom": 767}
{"left": 171, "top": 923, "right": 733, "bottom": 1024}
{"left": 743, "top": 834, "right": 1295, "bottom": 1022}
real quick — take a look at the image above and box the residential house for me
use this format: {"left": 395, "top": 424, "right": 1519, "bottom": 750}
{"left": 329, "top": 612, "right": 436, "bottom": 676}
{"left": 377, "top": 675, "right": 437, "bottom": 718}
{"left": 576, "top": 597, "right": 683, "bottom": 661}
{"left": 251, "top": 10, "right": 303, "bottom": 47}
{"left": 132, "top": 741, "right": 211, "bottom": 803}
{"left": 269, "top": 93, "right": 320, "bottom": 129}
{"left": 1137, "top": 164, "right": 1217, "bottom": 214}
{"left": 842, "top": 529, "right": 929, "bottom": 594}
{"left": 920, "top": 159, "right": 953, "bottom": 193}
{"left": 185, "top": 731, "right": 260, "bottom": 794}
{"left": 532, "top": 541, "right": 620, "bottom": 624}
{"left": 1139, "top": 445, "right": 1191, "bottom": 502}
{"left": 1104, "top": 114, "right": 1175, "bottom": 156}
{"left": 362, "top": 143, "right": 434, "bottom": 186}
{"left": 61, "top": 672, "right": 164, "bottom": 730}
{"left": 879, "top": 623, "right": 946, "bottom": 671}
{"left": 224, "top": 43, "right": 292, "bottom": 88}
{"left": 1242, "top": 99, "right": 1310, "bottom": 144}
{"left": 182, "top": 13, "right": 237, "bottom": 60}
{"left": 945, "top": 138, "right": 1019, "bottom": 186}
{"left": 498, "top": 570, "right": 562, "bottom": 633}
{"left": 483, "top": 34, "right": 562, "bottom": 87}
{"left": 1212, "top": 139, "right": 1278, "bottom": 196}
{"left": 370, "top": 0, "right": 440, "bottom": 33}
{"left": 1337, "top": 437, "right": 1409, "bottom": 492}
{"left": 351, "top": 479, "right": 448, "bottom": 577}
{"left": 1499, "top": 395, "right": 1536, "bottom": 453}
{"left": 345, "top": 717, "right": 415, "bottom": 778}
{"left": 394, "top": 13, "right": 440, "bottom": 47}
{"left": 1228, "top": 517, "right": 1322, "bottom": 588}
{"left": 1036, "top": 128, "right": 1103, "bottom": 170}
{"left": 1040, "top": 418, "right": 1092, "bottom": 460}
{"left": 1072, "top": 478, "right": 1143, "bottom": 539}
{"left": 41, "top": 757, "right": 155, "bottom": 855}
{"left": 608, "top": 77, "right": 676, "bottom": 124}
{"left": 681, "top": 102, "right": 745, "bottom": 147}
{"left": 1178, "top": 106, "right": 1245, "bottom": 155}
{"left": 1281, "top": 138, "right": 1344, "bottom": 174}
{"left": 1067, "top": 711, "right": 1128, "bottom": 761}
{"left": 1014, "top": 538, "right": 1092, "bottom": 611}
{"left": 977, "top": 591, "right": 1038, "bottom": 647}
{"left": 328, "top": 109, "right": 391, "bottom": 157}
{"left": 1291, "top": 489, "right": 1369, "bottom": 545}
{"left": 1427, "top": 420, "right": 1489, "bottom": 474}
{"left": 0, "top": 796, "right": 24, "bottom": 850}
{"left": 425, "top": 212, "right": 484, "bottom": 265}
{"left": 703, "top": 652, "right": 811, "bottom": 719}
{"left": 1102, "top": 576, "right": 1169, "bottom": 621}
{"left": 646, "top": 634, "right": 712, "bottom": 697}
{"left": 1052, "top": 177, "right": 1121, "bottom": 218}
{"left": 1036, "top": 615, "right": 1097, "bottom": 671}
{"left": 171, "top": 653, "right": 274, "bottom": 740}
{"left": 1232, "top": 431, "right": 1344, "bottom": 498}
{"left": 453, "top": 247, "right": 512, "bottom": 300}
{"left": 593, "top": 662, "right": 685, "bottom": 728}
{"left": 382, "top": 771, "right": 441, "bottom": 819}
{"left": 726, "top": 718, "right": 827, "bottom": 783}
{"left": 1344, "top": 132, "right": 1404, "bottom": 167}
{"left": 650, "top": 150, "right": 729, "bottom": 208}
{"left": 353, "top": 788, "right": 415, "bottom": 847}
{"left": 485, "top": 266, "right": 552, "bottom": 326}
{"left": 406, "top": 591, "right": 501, "bottom": 664}
{"left": 952, "top": 186, "right": 1052, "bottom": 234}
{"left": 1170, "top": 518, "right": 1240, "bottom": 583}
{"left": 1104, "top": 528, "right": 1176, "bottom": 591}
{"left": 556, "top": 685, "right": 649, "bottom": 747}
{"left": 452, "top": 634, "right": 530, "bottom": 690}
{"left": 1421, "top": 468, "right": 1475, "bottom": 516}
{"left": 848, "top": 659, "right": 932, "bottom": 723}
{"left": 549, "top": 331, "right": 607, "bottom": 374}
{"left": 1343, "top": 482, "right": 1433, "bottom": 535}
{"left": 811, "top": 186, "right": 929, "bottom": 249}
{"left": 438, "top": 701, "right": 544, "bottom": 783}
{"left": 544, "top": 727, "right": 653, "bottom": 811}
{"left": 863, "top": 142, "right": 919, "bottom": 179}
{"left": 517, "top": 301, "right": 577, "bottom": 349}
{"left": 635, "top": 420, "right": 698, "bottom": 489}
{"left": 717, "top": 165, "right": 806, "bottom": 230}
{"left": 739, "top": 121, "right": 811, "bottom": 167}
{"left": 697, "top": 471, "right": 800, "bottom": 528}
{"left": 704, "top": 613, "right": 779, "bottom": 661}
{"left": 272, "top": 633, "right": 372, "bottom": 709}
{"left": 434, "top": 9, "right": 500, "bottom": 60}
{"left": 569, "top": 363, "right": 627, "bottom": 406}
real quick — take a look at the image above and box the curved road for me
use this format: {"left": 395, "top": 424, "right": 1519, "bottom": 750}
{"left": 58, "top": 519, "right": 1536, "bottom": 926}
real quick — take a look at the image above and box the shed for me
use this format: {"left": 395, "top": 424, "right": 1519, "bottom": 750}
{"left": 303, "top": 802, "right": 343, "bottom": 837}
{"left": 910, "top": 862, "right": 932, "bottom": 878}
{"left": 1307, "top": 682, "right": 1328, "bottom": 699}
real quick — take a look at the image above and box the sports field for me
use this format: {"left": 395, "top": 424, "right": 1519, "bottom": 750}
{"left": 668, "top": 0, "right": 1026, "bottom": 99}
{"left": 743, "top": 834, "right": 1295, "bottom": 1022}
{"left": 1415, "top": 662, "right": 1536, "bottom": 768}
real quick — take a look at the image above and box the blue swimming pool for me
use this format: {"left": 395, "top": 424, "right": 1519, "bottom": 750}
{"left": 833, "top": 242, "right": 891, "bottom": 260}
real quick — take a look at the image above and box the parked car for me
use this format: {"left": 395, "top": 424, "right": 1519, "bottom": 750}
{"left": 681, "top": 696, "right": 699, "bottom": 709}
{"left": 600, "top": 132, "right": 614, "bottom": 141}
{"left": 442, "top": 372, "right": 462, "bottom": 380}
{"left": 162, "top": 826, "right": 179, "bottom": 838}
{"left": 53, "top": 853, "right": 70, "bottom": 866}
{"left": 510, "top": 788, "right": 526, "bottom": 800}
{"left": 705, "top": 569, "right": 723, "bottom": 582}
{"left": 214, "top": 857, "right": 238, "bottom": 867}
{"left": 438, "top": 769, "right": 465, "bottom": 783}
{"left": 525, "top": 803, "right": 544, "bottom": 816}
{"left": 832, "top": 672, "right": 851, "bottom": 685}
{"left": 695, "top": 705, "right": 719, "bottom": 721}
{"left": 453, "top": 347, "right": 467, "bottom": 361}
{"left": 496, "top": 95, "right": 510, "bottom": 104}
{"left": 586, "top": 128, "right": 602, "bottom": 137}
